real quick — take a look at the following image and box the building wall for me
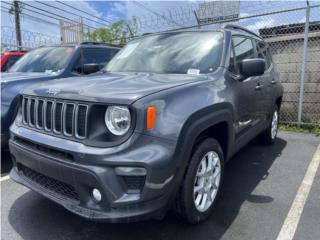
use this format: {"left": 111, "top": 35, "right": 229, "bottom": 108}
{"left": 267, "top": 36, "right": 320, "bottom": 123}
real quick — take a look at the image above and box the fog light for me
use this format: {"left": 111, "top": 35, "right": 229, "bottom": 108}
{"left": 92, "top": 188, "right": 102, "bottom": 202}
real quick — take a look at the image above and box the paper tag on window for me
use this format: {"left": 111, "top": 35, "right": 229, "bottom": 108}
{"left": 187, "top": 69, "right": 200, "bottom": 75}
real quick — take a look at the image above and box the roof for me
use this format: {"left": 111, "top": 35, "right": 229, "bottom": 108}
{"left": 40, "top": 42, "right": 121, "bottom": 49}
{"left": 138, "top": 24, "right": 264, "bottom": 41}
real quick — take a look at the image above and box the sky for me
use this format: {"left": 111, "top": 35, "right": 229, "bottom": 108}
{"left": 1, "top": 0, "right": 320, "bottom": 47}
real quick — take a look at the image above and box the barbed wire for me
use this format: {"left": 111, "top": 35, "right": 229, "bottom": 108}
{"left": 0, "top": 1, "right": 319, "bottom": 125}
{"left": 1, "top": 26, "right": 60, "bottom": 50}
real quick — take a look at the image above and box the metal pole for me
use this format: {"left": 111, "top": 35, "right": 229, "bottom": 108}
{"left": 297, "top": 3, "right": 310, "bottom": 125}
{"left": 13, "top": 0, "right": 22, "bottom": 50}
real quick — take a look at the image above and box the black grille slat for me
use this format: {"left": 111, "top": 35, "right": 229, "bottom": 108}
{"left": 54, "top": 102, "right": 63, "bottom": 132}
{"left": 45, "top": 101, "right": 53, "bottom": 130}
{"left": 76, "top": 105, "right": 87, "bottom": 138}
{"left": 22, "top": 98, "right": 28, "bottom": 124}
{"left": 18, "top": 164, "right": 79, "bottom": 201}
{"left": 65, "top": 104, "right": 74, "bottom": 135}
{"left": 30, "top": 99, "right": 35, "bottom": 126}
{"left": 37, "top": 100, "right": 44, "bottom": 128}
{"left": 22, "top": 96, "right": 88, "bottom": 140}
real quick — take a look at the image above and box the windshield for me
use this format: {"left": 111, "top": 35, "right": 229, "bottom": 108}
{"left": 106, "top": 32, "right": 223, "bottom": 74}
{"left": 9, "top": 46, "right": 74, "bottom": 73}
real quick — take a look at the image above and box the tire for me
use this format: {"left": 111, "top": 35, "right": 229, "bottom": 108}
{"left": 258, "top": 105, "right": 279, "bottom": 145}
{"left": 175, "top": 138, "right": 224, "bottom": 224}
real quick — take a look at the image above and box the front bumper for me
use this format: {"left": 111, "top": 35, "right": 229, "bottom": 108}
{"left": 9, "top": 124, "right": 178, "bottom": 222}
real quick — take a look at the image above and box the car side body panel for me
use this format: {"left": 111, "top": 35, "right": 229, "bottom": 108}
{"left": 8, "top": 28, "right": 284, "bottom": 222}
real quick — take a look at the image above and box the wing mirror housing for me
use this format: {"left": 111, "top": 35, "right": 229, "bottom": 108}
{"left": 239, "top": 58, "right": 265, "bottom": 79}
{"left": 83, "top": 63, "right": 100, "bottom": 74}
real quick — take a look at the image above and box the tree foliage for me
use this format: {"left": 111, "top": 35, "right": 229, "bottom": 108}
{"left": 86, "top": 18, "right": 137, "bottom": 46}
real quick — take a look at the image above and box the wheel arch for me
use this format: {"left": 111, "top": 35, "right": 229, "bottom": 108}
{"left": 169, "top": 103, "right": 234, "bottom": 210}
{"left": 175, "top": 103, "right": 234, "bottom": 169}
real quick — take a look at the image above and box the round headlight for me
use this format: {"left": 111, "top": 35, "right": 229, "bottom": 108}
{"left": 105, "top": 106, "right": 131, "bottom": 136}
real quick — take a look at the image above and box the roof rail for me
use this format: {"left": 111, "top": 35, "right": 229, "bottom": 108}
{"left": 79, "top": 41, "right": 120, "bottom": 48}
{"left": 224, "top": 24, "right": 263, "bottom": 39}
{"left": 9, "top": 50, "right": 28, "bottom": 52}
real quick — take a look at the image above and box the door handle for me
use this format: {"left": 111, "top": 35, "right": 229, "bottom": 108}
{"left": 271, "top": 79, "right": 277, "bottom": 84}
{"left": 255, "top": 84, "right": 264, "bottom": 91}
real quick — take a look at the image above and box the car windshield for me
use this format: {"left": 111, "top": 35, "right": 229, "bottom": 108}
{"left": 9, "top": 46, "right": 74, "bottom": 73}
{"left": 106, "top": 31, "right": 223, "bottom": 74}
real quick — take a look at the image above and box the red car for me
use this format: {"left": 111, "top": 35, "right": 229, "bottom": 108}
{"left": 0, "top": 51, "right": 26, "bottom": 72}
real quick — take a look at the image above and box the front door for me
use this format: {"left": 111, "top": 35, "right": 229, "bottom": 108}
{"left": 229, "top": 35, "right": 262, "bottom": 136}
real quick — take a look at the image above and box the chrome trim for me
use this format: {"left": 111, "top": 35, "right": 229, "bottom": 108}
{"left": 21, "top": 96, "right": 89, "bottom": 140}
{"left": 35, "top": 98, "right": 40, "bottom": 129}
{"left": 27, "top": 98, "right": 35, "bottom": 127}
{"left": 22, "top": 97, "right": 27, "bottom": 124}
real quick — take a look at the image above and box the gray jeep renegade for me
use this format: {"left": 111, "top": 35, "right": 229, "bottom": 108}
{"left": 9, "top": 25, "right": 283, "bottom": 224}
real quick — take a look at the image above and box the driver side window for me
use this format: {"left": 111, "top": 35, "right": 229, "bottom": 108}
{"left": 72, "top": 55, "right": 82, "bottom": 74}
{"left": 229, "top": 36, "right": 255, "bottom": 74}
{"left": 72, "top": 48, "right": 115, "bottom": 75}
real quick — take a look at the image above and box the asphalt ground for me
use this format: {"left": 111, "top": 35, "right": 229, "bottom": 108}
{"left": 1, "top": 131, "right": 319, "bottom": 240}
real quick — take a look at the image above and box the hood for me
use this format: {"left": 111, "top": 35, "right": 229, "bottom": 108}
{"left": 1, "top": 72, "right": 58, "bottom": 85}
{"left": 1, "top": 72, "right": 60, "bottom": 112}
{"left": 22, "top": 72, "right": 208, "bottom": 104}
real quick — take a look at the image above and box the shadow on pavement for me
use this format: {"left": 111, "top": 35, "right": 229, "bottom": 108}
{"left": 8, "top": 138, "right": 287, "bottom": 240}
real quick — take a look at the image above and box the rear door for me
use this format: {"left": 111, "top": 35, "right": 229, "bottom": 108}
{"left": 255, "top": 40, "right": 273, "bottom": 121}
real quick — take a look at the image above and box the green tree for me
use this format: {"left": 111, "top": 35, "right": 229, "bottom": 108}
{"left": 86, "top": 18, "right": 137, "bottom": 45}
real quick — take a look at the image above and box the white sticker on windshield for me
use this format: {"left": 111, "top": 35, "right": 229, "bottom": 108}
{"left": 187, "top": 69, "right": 200, "bottom": 75}
{"left": 116, "top": 42, "right": 139, "bottom": 59}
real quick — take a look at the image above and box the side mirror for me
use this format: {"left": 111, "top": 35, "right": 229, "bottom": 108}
{"left": 239, "top": 58, "right": 265, "bottom": 78}
{"left": 83, "top": 63, "right": 100, "bottom": 74}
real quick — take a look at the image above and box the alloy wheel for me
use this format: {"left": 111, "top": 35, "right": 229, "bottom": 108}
{"left": 193, "top": 151, "right": 221, "bottom": 212}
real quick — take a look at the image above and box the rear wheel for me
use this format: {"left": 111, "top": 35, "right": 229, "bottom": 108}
{"left": 258, "top": 106, "right": 279, "bottom": 145}
{"left": 175, "top": 138, "right": 224, "bottom": 224}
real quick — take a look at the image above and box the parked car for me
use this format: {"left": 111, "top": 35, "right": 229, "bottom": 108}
{"left": 1, "top": 42, "right": 120, "bottom": 147}
{"left": 9, "top": 25, "right": 283, "bottom": 224}
{"left": 0, "top": 50, "right": 27, "bottom": 72}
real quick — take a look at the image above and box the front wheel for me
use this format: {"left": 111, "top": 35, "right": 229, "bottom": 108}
{"left": 258, "top": 106, "right": 279, "bottom": 145}
{"left": 175, "top": 138, "right": 224, "bottom": 224}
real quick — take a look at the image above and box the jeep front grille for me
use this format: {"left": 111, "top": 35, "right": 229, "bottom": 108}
{"left": 22, "top": 96, "right": 88, "bottom": 139}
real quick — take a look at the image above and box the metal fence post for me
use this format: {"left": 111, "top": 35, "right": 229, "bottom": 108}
{"left": 297, "top": 3, "right": 310, "bottom": 125}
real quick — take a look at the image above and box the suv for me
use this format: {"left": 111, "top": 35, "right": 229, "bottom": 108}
{"left": 1, "top": 42, "right": 119, "bottom": 147}
{"left": 0, "top": 50, "right": 26, "bottom": 72}
{"left": 9, "top": 25, "right": 283, "bottom": 224}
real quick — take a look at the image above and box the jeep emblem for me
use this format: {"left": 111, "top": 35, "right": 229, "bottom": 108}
{"left": 46, "top": 88, "right": 60, "bottom": 95}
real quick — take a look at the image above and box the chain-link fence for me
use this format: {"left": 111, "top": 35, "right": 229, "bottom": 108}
{"left": 232, "top": 5, "right": 320, "bottom": 126}
{"left": 131, "top": 3, "right": 320, "bottom": 127}
{"left": 0, "top": 2, "right": 319, "bottom": 126}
